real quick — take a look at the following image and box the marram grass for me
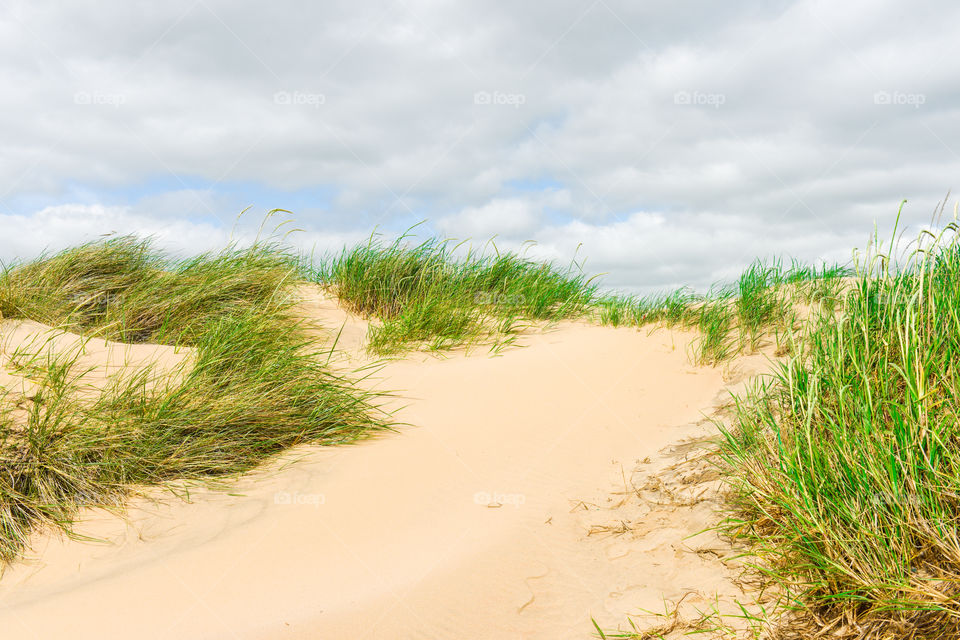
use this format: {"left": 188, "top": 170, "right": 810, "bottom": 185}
{"left": 314, "top": 231, "right": 599, "bottom": 354}
{"left": 719, "top": 205, "right": 960, "bottom": 638}
{"left": 0, "top": 237, "right": 385, "bottom": 563}
{"left": 596, "top": 259, "right": 848, "bottom": 364}
{"left": 316, "top": 227, "right": 847, "bottom": 361}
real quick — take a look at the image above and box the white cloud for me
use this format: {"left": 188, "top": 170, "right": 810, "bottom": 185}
{"left": 2, "top": 0, "right": 959, "bottom": 288}
{"left": 0, "top": 204, "right": 366, "bottom": 267}
{"left": 437, "top": 197, "right": 545, "bottom": 239}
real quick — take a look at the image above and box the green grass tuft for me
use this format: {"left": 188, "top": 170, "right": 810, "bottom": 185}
{"left": 315, "top": 231, "right": 598, "bottom": 354}
{"left": 595, "top": 259, "right": 847, "bottom": 364}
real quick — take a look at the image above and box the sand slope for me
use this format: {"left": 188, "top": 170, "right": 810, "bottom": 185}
{"left": 0, "top": 318, "right": 194, "bottom": 427}
{"left": 0, "top": 291, "right": 764, "bottom": 639}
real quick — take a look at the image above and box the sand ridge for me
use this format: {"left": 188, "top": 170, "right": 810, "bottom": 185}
{"left": 0, "top": 287, "right": 771, "bottom": 639}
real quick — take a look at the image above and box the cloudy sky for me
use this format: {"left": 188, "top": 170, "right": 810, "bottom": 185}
{"left": 2, "top": 0, "right": 958, "bottom": 291}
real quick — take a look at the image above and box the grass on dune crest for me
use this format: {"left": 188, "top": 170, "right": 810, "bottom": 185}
{"left": 0, "top": 235, "right": 385, "bottom": 563}
{"left": 718, "top": 201, "right": 960, "bottom": 639}
{"left": 316, "top": 226, "right": 847, "bottom": 361}
{"left": 0, "top": 238, "right": 304, "bottom": 344}
{"left": 314, "top": 230, "right": 599, "bottom": 354}
{"left": 597, "top": 259, "right": 849, "bottom": 364}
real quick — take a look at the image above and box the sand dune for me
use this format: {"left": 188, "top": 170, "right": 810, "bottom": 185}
{"left": 0, "top": 319, "right": 194, "bottom": 401}
{"left": 0, "top": 290, "right": 768, "bottom": 639}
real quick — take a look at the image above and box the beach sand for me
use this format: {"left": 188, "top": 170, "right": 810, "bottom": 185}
{"left": 0, "top": 287, "right": 770, "bottom": 639}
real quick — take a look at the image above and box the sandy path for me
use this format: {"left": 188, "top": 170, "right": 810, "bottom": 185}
{"left": 0, "top": 292, "right": 751, "bottom": 639}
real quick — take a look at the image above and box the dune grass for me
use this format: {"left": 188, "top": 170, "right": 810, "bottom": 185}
{"left": 597, "top": 260, "right": 849, "bottom": 364}
{"left": 0, "top": 236, "right": 384, "bottom": 563}
{"left": 314, "top": 231, "right": 599, "bottom": 354}
{"left": 718, "top": 205, "right": 960, "bottom": 638}
{"left": 315, "top": 225, "right": 849, "bottom": 363}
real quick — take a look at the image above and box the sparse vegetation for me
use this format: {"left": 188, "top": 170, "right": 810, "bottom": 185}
{"left": 597, "top": 260, "right": 849, "bottom": 364}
